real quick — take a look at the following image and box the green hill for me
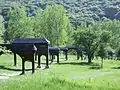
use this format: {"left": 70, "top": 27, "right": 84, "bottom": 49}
{"left": 1, "top": 0, "right": 120, "bottom": 25}
{"left": 37, "top": 0, "right": 120, "bottom": 25}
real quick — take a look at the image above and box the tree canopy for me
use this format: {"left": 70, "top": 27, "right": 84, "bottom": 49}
{"left": 6, "top": 4, "right": 72, "bottom": 47}
{"left": 73, "top": 23, "right": 111, "bottom": 63}
{"left": 34, "top": 4, "right": 72, "bottom": 46}
{"left": 0, "top": 15, "right": 4, "bottom": 43}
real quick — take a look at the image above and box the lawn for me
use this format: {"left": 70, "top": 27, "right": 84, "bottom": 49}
{"left": 0, "top": 54, "right": 120, "bottom": 90}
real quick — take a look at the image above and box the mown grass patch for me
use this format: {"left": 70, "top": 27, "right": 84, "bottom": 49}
{"left": 0, "top": 54, "right": 120, "bottom": 90}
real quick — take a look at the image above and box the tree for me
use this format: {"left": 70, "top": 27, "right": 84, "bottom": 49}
{"left": 97, "top": 45, "right": 106, "bottom": 60}
{"left": 73, "top": 24, "right": 111, "bottom": 63}
{"left": 116, "top": 47, "right": 120, "bottom": 60}
{"left": 7, "top": 5, "right": 34, "bottom": 42}
{"left": 100, "top": 20, "right": 120, "bottom": 49}
{"left": 34, "top": 4, "right": 72, "bottom": 46}
{"left": 0, "top": 15, "right": 4, "bottom": 43}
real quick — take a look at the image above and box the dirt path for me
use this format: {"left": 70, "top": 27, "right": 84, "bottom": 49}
{"left": 0, "top": 72, "right": 21, "bottom": 79}
{"left": 0, "top": 65, "right": 47, "bottom": 79}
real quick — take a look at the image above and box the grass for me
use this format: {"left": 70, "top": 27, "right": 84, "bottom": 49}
{"left": 0, "top": 54, "right": 120, "bottom": 90}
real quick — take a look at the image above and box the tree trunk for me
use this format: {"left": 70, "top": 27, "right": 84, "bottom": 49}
{"left": 101, "top": 58, "right": 103, "bottom": 68}
{"left": 88, "top": 54, "right": 92, "bottom": 63}
{"left": 87, "top": 51, "right": 93, "bottom": 63}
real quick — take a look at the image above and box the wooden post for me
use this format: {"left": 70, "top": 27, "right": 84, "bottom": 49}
{"left": 77, "top": 51, "right": 80, "bottom": 60}
{"left": 57, "top": 54, "right": 59, "bottom": 64}
{"left": 14, "top": 53, "right": 17, "bottom": 66}
{"left": 51, "top": 55, "right": 54, "bottom": 62}
{"left": 37, "top": 55, "right": 41, "bottom": 68}
{"left": 32, "top": 55, "right": 35, "bottom": 73}
{"left": 65, "top": 51, "right": 68, "bottom": 60}
{"left": 45, "top": 55, "right": 49, "bottom": 68}
{"left": 35, "top": 53, "right": 37, "bottom": 61}
{"left": 21, "top": 59, "right": 25, "bottom": 74}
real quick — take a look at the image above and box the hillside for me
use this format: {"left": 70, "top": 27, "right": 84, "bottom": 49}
{"left": 40, "top": 0, "right": 120, "bottom": 25}
{"left": 1, "top": 0, "right": 120, "bottom": 25}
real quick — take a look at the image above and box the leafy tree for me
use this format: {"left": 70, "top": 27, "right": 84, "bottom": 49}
{"left": 7, "top": 6, "right": 34, "bottom": 42}
{"left": 97, "top": 45, "right": 106, "bottom": 60}
{"left": 34, "top": 4, "right": 72, "bottom": 46}
{"left": 100, "top": 20, "right": 120, "bottom": 49}
{"left": 2, "top": 0, "right": 120, "bottom": 23}
{"left": 96, "top": 44, "right": 106, "bottom": 68}
{"left": 73, "top": 24, "right": 111, "bottom": 63}
{"left": 116, "top": 47, "right": 120, "bottom": 60}
{"left": 0, "top": 15, "right": 4, "bottom": 43}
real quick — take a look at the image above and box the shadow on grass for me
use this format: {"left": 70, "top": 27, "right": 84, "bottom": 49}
{"left": 57, "top": 62, "right": 102, "bottom": 70}
{"left": 57, "top": 62, "right": 100, "bottom": 66}
{"left": 0, "top": 65, "right": 32, "bottom": 71}
{"left": 89, "top": 66, "right": 101, "bottom": 69}
{"left": 111, "top": 66, "right": 120, "bottom": 69}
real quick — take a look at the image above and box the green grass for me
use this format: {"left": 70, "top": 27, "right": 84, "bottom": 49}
{"left": 0, "top": 54, "right": 120, "bottom": 90}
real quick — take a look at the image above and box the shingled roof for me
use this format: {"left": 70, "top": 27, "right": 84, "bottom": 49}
{"left": 12, "top": 38, "right": 50, "bottom": 44}
{"left": 49, "top": 47, "right": 60, "bottom": 50}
